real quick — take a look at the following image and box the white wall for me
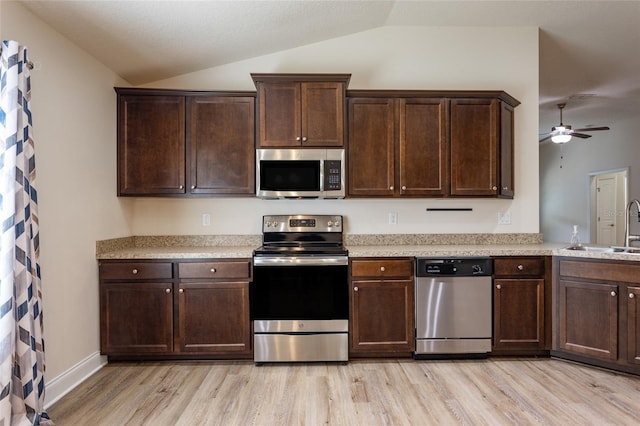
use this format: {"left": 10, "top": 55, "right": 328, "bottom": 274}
{"left": 135, "top": 26, "right": 540, "bottom": 235}
{"left": 540, "top": 113, "right": 640, "bottom": 243}
{"left": 1, "top": 0, "right": 131, "bottom": 396}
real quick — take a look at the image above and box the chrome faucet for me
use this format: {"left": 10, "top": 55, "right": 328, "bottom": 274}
{"left": 624, "top": 199, "right": 640, "bottom": 247}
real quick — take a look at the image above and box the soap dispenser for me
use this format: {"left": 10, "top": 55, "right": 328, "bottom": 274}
{"left": 570, "top": 225, "right": 581, "bottom": 247}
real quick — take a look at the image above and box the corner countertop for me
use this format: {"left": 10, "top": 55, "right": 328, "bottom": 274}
{"left": 95, "top": 234, "right": 640, "bottom": 262}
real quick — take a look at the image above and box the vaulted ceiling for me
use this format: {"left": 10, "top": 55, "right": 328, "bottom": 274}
{"left": 19, "top": 0, "right": 640, "bottom": 135}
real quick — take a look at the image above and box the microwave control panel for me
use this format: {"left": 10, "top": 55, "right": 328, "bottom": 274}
{"left": 324, "top": 160, "right": 342, "bottom": 190}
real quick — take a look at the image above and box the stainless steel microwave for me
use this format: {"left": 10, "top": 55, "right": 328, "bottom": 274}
{"left": 256, "top": 148, "right": 345, "bottom": 199}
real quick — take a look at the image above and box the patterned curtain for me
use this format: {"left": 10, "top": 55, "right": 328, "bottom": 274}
{"left": 0, "top": 40, "right": 51, "bottom": 425}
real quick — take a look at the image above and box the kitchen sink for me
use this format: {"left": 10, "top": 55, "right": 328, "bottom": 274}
{"left": 564, "top": 245, "right": 625, "bottom": 253}
{"left": 564, "top": 245, "right": 640, "bottom": 254}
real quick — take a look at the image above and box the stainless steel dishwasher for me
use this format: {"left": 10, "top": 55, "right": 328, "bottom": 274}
{"left": 414, "top": 257, "right": 493, "bottom": 358}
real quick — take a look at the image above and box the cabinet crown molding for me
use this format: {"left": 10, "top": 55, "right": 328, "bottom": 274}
{"left": 346, "top": 90, "right": 520, "bottom": 107}
{"left": 251, "top": 73, "right": 351, "bottom": 87}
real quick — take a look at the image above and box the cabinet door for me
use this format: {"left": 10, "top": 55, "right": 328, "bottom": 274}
{"left": 558, "top": 279, "right": 618, "bottom": 360}
{"left": 347, "top": 98, "right": 395, "bottom": 196}
{"left": 188, "top": 96, "right": 255, "bottom": 194}
{"left": 628, "top": 286, "right": 640, "bottom": 364}
{"left": 100, "top": 282, "right": 173, "bottom": 354}
{"left": 177, "top": 281, "right": 251, "bottom": 354}
{"left": 499, "top": 102, "right": 515, "bottom": 198}
{"left": 118, "top": 95, "right": 186, "bottom": 195}
{"left": 399, "top": 98, "right": 448, "bottom": 196}
{"left": 494, "top": 279, "right": 544, "bottom": 350}
{"left": 301, "top": 82, "right": 345, "bottom": 147}
{"left": 256, "top": 82, "right": 301, "bottom": 147}
{"left": 350, "top": 279, "right": 415, "bottom": 354}
{"left": 450, "top": 98, "right": 499, "bottom": 196}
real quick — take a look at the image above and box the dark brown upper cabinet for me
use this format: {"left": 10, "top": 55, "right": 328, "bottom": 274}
{"left": 347, "top": 90, "right": 519, "bottom": 198}
{"left": 116, "top": 88, "right": 255, "bottom": 197}
{"left": 348, "top": 94, "right": 448, "bottom": 197}
{"left": 117, "top": 92, "right": 186, "bottom": 195}
{"left": 450, "top": 97, "right": 516, "bottom": 198}
{"left": 251, "top": 74, "right": 351, "bottom": 148}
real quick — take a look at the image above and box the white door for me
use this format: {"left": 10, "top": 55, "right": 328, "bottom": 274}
{"left": 595, "top": 174, "right": 617, "bottom": 245}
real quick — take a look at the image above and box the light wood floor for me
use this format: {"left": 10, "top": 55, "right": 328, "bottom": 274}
{"left": 47, "top": 357, "right": 640, "bottom": 425}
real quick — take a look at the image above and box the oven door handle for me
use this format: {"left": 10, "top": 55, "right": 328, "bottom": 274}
{"left": 253, "top": 256, "right": 348, "bottom": 267}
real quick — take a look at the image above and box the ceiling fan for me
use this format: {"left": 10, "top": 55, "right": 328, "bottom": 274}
{"left": 539, "top": 103, "right": 610, "bottom": 144}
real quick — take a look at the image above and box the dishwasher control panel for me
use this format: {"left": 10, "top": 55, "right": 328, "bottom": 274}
{"left": 415, "top": 257, "right": 493, "bottom": 277}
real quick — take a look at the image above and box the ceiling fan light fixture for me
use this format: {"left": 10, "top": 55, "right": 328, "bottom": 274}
{"left": 552, "top": 133, "right": 572, "bottom": 143}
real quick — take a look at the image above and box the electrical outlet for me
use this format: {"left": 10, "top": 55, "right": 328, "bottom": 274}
{"left": 388, "top": 212, "right": 398, "bottom": 225}
{"left": 202, "top": 213, "right": 211, "bottom": 226}
{"left": 498, "top": 211, "right": 511, "bottom": 225}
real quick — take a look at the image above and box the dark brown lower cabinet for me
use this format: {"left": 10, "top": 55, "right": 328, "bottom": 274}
{"left": 99, "top": 259, "right": 252, "bottom": 359}
{"left": 553, "top": 257, "right": 640, "bottom": 375}
{"left": 349, "top": 258, "right": 415, "bottom": 357}
{"left": 492, "top": 257, "right": 550, "bottom": 355}
{"left": 558, "top": 279, "right": 618, "bottom": 360}
{"left": 100, "top": 281, "right": 174, "bottom": 354}
{"left": 628, "top": 286, "right": 640, "bottom": 364}
{"left": 177, "top": 280, "right": 251, "bottom": 355}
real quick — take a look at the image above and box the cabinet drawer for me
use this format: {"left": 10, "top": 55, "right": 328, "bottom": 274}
{"left": 494, "top": 257, "right": 545, "bottom": 277}
{"left": 178, "top": 260, "right": 251, "bottom": 279}
{"left": 99, "top": 262, "right": 173, "bottom": 280}
{"left": 351, "top": 259, "right": 413, "bottom": 278}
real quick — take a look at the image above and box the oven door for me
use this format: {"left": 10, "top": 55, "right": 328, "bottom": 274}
{"left": 251, "top": 256, "right": 349, "bottom": 321}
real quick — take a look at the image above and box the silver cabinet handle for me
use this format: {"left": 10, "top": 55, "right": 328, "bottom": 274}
{"left": 191, "top": 185, "right": 196, "bottom": 189}
{"left": 179, "top": 185, "right": 184, "bottom": 189}
{"left": 503, "top": 186, "right": 508, "bottom": 190}
{"left": 210, "top": 268, "right": 216, "bottom": 273}
{"left": 354, "top": 286, "right": 359, "bottom": 292}
{"left": 401, "top": 185, "right": 407, "bottom": 190}
{"left": 179, "top": 289, "right": 184, "bottom": 294}
{"left": 132, "top": 268, "right": 138, "bottom": 275}
{"left": 380, "top": 266, "right": 386, "bottom": 272}
{"left": 302, "top": 137, "right": 307, "bottom": 142}
{"left": 517, "top": 265, "right": 524, "bottom": 271}
{"left": 611, "top": 291, "right": 616, "bottom": 297}
{"left": 389, "top": 186, "right": 394, "bottom": 190}
{"left": 492, "top": 186, "right": 498, "bottom": 191}
{"left": 630, "top": 293, "right": 635, "bottom": 299}
{"left": 165, "top": 288, "right": 171, "bottom": 294}
{"left": 296, "top": 136, "right": 301, "bottom": 141}
{"left": 496, "top": 284, "right": 501, "bottom": 289}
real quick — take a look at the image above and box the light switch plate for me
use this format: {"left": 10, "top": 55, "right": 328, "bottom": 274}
{"left": 388, "top": 212, "right": 398, "bottom": 225}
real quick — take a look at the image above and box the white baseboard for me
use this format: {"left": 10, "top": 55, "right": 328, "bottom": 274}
{"left": 44, "top": 352, "right": 107, "bottom": 409}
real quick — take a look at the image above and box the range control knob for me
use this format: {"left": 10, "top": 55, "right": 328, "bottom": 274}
{"left": 472, "top": 264, "right": 483, "bottom": 274}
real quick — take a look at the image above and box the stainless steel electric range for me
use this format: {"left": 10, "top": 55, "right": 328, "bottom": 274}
{"left": 251, "top": 214, "right": 349, "bottom": 363}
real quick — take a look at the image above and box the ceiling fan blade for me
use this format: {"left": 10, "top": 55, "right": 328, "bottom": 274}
{"left": 573, "top": 126, "right": 610, "bottom": 132}
{"left": 571, "top": 133, "right": 592, "bottom": 139}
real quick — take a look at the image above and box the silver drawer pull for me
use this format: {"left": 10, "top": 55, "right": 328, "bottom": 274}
{"left": 496, "top": 284, "right": 501, "bottom": 289}
{"left": 380, "top": 266, "right": 385, "bottom": 272}
{"left": 611, "top": 291, "right": 616, "bottom": 297}
{"left": 517, "top": 265, "right": 524, "bottom": 271}
{"left": 165, "top": 288, "right": 171, "bottom": 294}
{"left": 629, "top": 293, "right": 634, "bottom": 299}
{"left": 210, "top": 268, "right": 217, "bottom": 273}
{"left": 132, "top": 269, "right": 138, "bottom": 274}
{"left": 354, "top": 286, "right": 359, "bottom": 292}
{"left": 179, "top": 289, "right": 184, "bottom": 294}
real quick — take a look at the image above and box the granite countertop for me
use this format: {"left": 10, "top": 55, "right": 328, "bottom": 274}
{"left": 95, "top": 234, "right": 640, "bottom": 262}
